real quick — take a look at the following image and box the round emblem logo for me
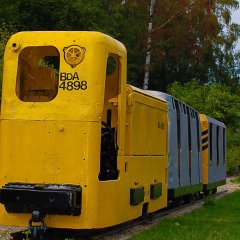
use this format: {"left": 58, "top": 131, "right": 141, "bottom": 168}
{"left": 63, "top": 45, "right": 86, "bottom": 68}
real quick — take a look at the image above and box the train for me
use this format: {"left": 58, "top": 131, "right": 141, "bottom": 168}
{"left": 0, "top": 31, "right": 226, "bottom": 239}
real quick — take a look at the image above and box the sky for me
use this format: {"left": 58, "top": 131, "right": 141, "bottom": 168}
{"left": 232, "top": 2, "right": 240, "bottom": 49}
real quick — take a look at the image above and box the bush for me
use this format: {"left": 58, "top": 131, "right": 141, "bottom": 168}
{"left": 227, "top": 147, "right": 240, "bottom": 174}
{"left": 227, "top": 129, "right": 240, "bottom": 174}
{"left": 230, "top": 176, "right": 240, "bottom": 184}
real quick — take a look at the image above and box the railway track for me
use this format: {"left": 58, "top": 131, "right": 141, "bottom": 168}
{"left": 7, "top": 190, "right": 227, "bottom": 240}
{"left": 90, "top": 190, "right": 228, "bottom": 240}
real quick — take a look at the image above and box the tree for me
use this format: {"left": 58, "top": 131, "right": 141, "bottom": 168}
{"left": 0, "top": 23, "right": 16, "bottom": 96}
{"left": 147, "top": 0, "right": 240, "bottom": 91}
{"left": 143, "top": 0, "right": 155, "bottom": 90}
{"left": 0, "top": 0, "right": 148, "bottom": 87}
{"left": 0, "top": 0, "right": 239, "bottom": 90}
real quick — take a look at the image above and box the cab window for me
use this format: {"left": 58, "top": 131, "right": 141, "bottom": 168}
{"left": 16, "top": 46, "right": 60, "bottom": 102}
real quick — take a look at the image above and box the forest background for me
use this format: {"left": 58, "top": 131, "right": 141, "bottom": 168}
{"left": 0, "top": 0, "right": 239, "bottom": 174}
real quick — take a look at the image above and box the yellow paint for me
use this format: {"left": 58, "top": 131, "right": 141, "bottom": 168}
{"left": 200, "top": 114, "right": 209, "bottom": 184}
{"left": 125, "top": 86, "right": 168, "bottom": 156}
{"left": 0, "top": 31, "right": 168, "bottom": 229}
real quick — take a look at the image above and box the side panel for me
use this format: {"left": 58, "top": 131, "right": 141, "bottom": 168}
{"left": 219, "top": 127, "right": 226, "bottom": 180}
{"left": 208, "top": 123, "right": 226, "bottom": 184}
{"left": 0, "top": 120, "right": 89, "bottom": 228}
{"left": 219, "top": 127, "right": 225, "bottom": 180}
{"left": 167, "top": 101, "right": 179, "bottom": 189}
{"left": 200, "top": 114, "right": 226, "bottom": 188}
{"left": 93, "top": 155, "right": 168, "bottom": 227}
{"left": 125, "top": 90, "right": 168, "bottom": 156}
{"left": 179, "top": 108, "right": 190, "bottom": 187}
{"left": 190, "top": 116, "right": 199, "bottom": 185}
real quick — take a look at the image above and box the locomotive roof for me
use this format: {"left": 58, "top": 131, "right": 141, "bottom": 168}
{"left": 145, "top": 90, "right": 199, "bottom": 112}
{"left": 205, "top": 115, "right": 226, "bottom": 128}
{"left": 128, "top": 85, "right": 166, "bottom": 103}
{"left": 7, "top": 31, "right": 127, "bottom": 56}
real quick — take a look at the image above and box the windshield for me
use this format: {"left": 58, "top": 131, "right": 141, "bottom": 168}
{"left": 16, "top": 46, "right": 60, "bottom": 102}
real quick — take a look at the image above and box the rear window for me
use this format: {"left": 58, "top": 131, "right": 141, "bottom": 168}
{"left": 16, "top": 46, "right": 60, "bottom": 102}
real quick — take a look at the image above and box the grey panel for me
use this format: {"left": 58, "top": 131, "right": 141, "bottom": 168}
{"left": 219, "top": 128, "right": 223, "bottom": 163}
{"left": 218, "top": 128, "right": 225, "bottom": 180}
{"left": 168, "top": 108, "right": 179, "bottom": 189}
{"left": 212, "top": 124, "right": 217, "bottom": 170}
{"left": 207, "top": 117, "right": 226, "bottom": 184}
{"left": 223, "top": 127, "right": 227, "bottom": 179}
{"left": 161, "top": 93, "right": 179, "bottom": 189}
{"left": 190, "top": 115, "right": 199, "bottom": 185}
{"left": 179, "top": 107, "right": 190, "bottom": 187}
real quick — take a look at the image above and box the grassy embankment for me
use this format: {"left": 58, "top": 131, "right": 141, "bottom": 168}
{"left": 231, "top": 176, "right": 240, "bottom": 184}
{"left": 129, "top": 190, "right": 240, "bottom": 240}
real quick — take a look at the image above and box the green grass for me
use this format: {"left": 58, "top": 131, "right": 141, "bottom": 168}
{"left": 129, "top": 191, "right": 240, "bottom": 240}
{"left": 230, "top": 176, "right": 240, "bottom": 184}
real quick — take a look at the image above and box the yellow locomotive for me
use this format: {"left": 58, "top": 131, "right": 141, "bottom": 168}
{"left": 0, "top": 31, "right": 226, "bottom": 239}
{"left": 0, "top": 32, "right": 168, "bottom": 233}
